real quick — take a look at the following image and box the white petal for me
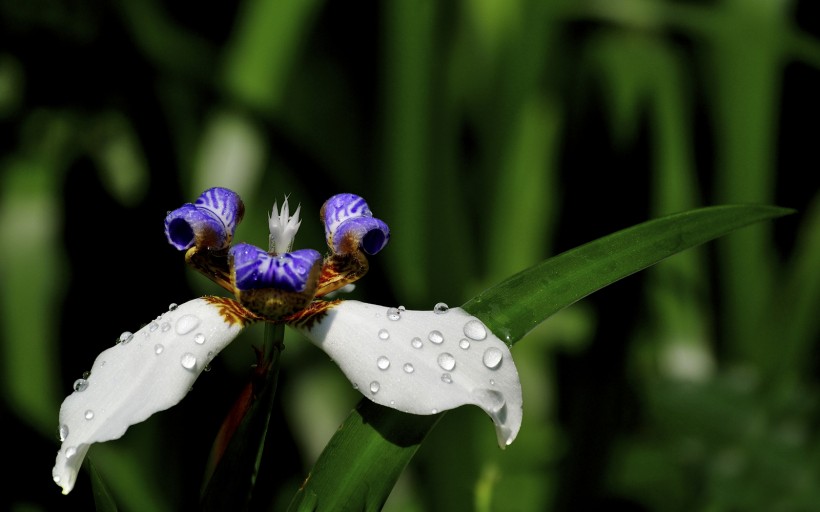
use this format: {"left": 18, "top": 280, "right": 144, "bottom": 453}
{"left": 292, "top": 301, "right": 523, "bottom": 447}
{"left": 52, "top": 297, "right": 247, "bottom": 494}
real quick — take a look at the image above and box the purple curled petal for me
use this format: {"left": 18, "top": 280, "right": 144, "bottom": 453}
{"left": 164, "top": 204, "right": 226, "bottom": 251}
{"left": 321, "top": 193, "right": 372, "bottom": 239}
{"left": 321, "top": 193, "right": 389, "bottom": 254}
{"left": 332, "top": 217, "right": 390, "bottom": 255}
{"left": 164, "top": 188, "right": 244, "bottom": 251}
{"left": 230, "top": 244, "right": 322, "bottom": 292}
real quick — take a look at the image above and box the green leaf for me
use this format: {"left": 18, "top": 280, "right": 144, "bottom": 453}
{"left": 87, "top": 458, "right": 118, "bottom": 512}
{"left": 286, "top": 204, "right": 793, "bottom": 511}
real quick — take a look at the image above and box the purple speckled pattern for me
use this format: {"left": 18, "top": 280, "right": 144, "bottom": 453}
{"left": 322, "top": 193, "right": 390, "bottom": 255}
{"left": 230, "top": 243, "right": 322, "bottom": 292}
{"left": 164, "top": 187, "right": 244, "bottom": 251}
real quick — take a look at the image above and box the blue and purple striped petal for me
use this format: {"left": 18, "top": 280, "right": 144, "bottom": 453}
{"left": 321, "top": 193, "right": 390, "bottom": 255}
{"left": 230, "top": 243, "right": 322, "bottom": 293}
{"left": 164, "top": 188, "right": 244, "bottom": 251}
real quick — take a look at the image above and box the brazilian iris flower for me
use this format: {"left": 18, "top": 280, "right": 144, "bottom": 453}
{"left": 52, "top": 187, "right": 523, "bottom": 494}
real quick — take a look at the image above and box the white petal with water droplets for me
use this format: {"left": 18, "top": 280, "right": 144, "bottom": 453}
{"left": 52, "top": 297, "right": 245, "bottom": 495}
{"left": 293, "top": 300, "right": 523, "bottom": 448}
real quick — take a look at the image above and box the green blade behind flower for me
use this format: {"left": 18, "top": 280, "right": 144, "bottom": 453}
{"left": 285, "top": 204, "right": 794, "bottom": 511}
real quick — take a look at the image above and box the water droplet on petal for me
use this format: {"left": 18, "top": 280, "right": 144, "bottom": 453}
{"left": 180, "top": 353, "right": 197, "bottom": 370}
{"left": 82, "top": 370, "right": 91, "bottom": 379}
{"left": 194, "top": 333, "right": 206, "bottom": 345}
{"left": 433, "top": 302, "right": 449, "bottom": 314}
{"left": 474, "top": 388, "right": 506, "bottom": 412}
{"left": 160, "top": 322, "right": 171, "bottom": 332}
{"left": 438, "top": 352, "right": 456, "bottom": 371}
{"left": 378, "top": 329, "right": 390, "bottom": 340}
{"left": 84, "top": 410, "right": 94, "bottom": 420}
{"left": 403, "top": 363, "right": 415, "bottom": 373}
{"left": 154, "top": 344, "right": 165, "bottom": 355}
{"left": 352, "top": 382, "right": 359, "bottom": 390}
{"left": 441, "top": 373, "right": 453, "bottom": 383}
{"left": 65, "top": 446, "right": 77, "bottom": 459}
{"left": 118, "top": 331, "right": 134, "bottom": 344}
{"left": 168, "top": 303, "right": 178, "bottom": 311}
{"left": 148, "top": 321, "right": 159, "bottom": 332}
{"left": 176, "top": 314, "right": 201, "bottom": 335}
{"left": 369, "top": 381, "right": 380, "bottom": 394}
{"left": 463, "top": 319, "right": 488, "bottom": 341}
{"left": 377, "top": 356, "right": 391, "bottom": 370}
{"left": 53, "top": 475, "right": 61, "bottom": 484}
{"left": 483, "top": 347, "right": 503, "bottom": 369}
{"left": 459, "top": 339, "right": 470, "bottom": 350}
{"left": 411, "top": 337, "right": 423, "bottom": 349}
{"left": 398, "top": 305, "right": 406, "bottom": 312}
{"left": 59, "top": 424, "right": 69, "bottom": 441}
{"left": 73, "top": 379, "right": 88, "bottom": 392}
{"left": 428, "top": 330, "right": 444, "bottom": 344}
{"left": 432, "top": 409, "right": 438, "bottom": 414}
{"left": 387, "top": 307, "right": 401, "bottom": 321}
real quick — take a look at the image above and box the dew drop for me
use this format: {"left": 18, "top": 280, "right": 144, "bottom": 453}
{"left": 474, "top": 389, "right": 506, "bottom": 412}
{"left": 490, "top": 379, "right": 496, "bottom": 386}
{"left": 369, "top": 381, "right": 380, "bottom": 394}
{"left": 433, "top": 302, "right": 449, "bottom": 314}
{"left": 411, "top": 337, "right": 423, "bottom": 349}
{"left": 117, "top": 331, "right": 134, "bottom": 344}
{"left": 432, "top": 409, "right": 438, "bottom": 414}
{"left": 378, "top": 329, "right": 390, "bottom": 340}
{"left": 59, "top": 424, "right": 69, "bottom": 442}
{"left": 148, "top": 321, "right": 159, "bottom": 332}
{"left": 82, "top": 370, "right": 91, "bottom": 379}
{"left": 160, "top": 321, "right": 171, "bottom": 332}
{"left": 441, "top": 373, "right": 453, "bottom": 384}
{"left": 398, "top": 305, "right": 406, "bottom": 312}
{"left": 176, "top": 314, "right": 201, "bottom": 335}
{"left": 168, "top": 303, "right": 178, "bottom": 311}
{"left": 180, "top": 353, "right": 197, "bottom": 370}
{"left": 154, "top": 344, "right": 165, "bottom": 355}
{"left": 65, "top": 446, "right": 77, "bottom": 459}
{"left": 84, "top": 410, "right": 94, "bottom": 420}
{"left": 387, "top": 307, "right": 401, "bottom": 321}
{"left": 73, "top": 379, "right": 88, "bottom": 392}
{"left": 459, "top": 338, "right": 471, "bottom": 350}
{"left": 403, "top": 363, "right": 415, "bottom": 373}
{"left": 438, "top": 352, "right": 456, "bottom": 371}
{"left": 377, "top": 356, "right": 391, "bottom": 370}
{"left": 483, "top": 347, "right": 503, "bottom": 369}
{"left": 428, "top": 330, "right": 444, "bottom": 344}
{"left": 53, "top": 475, "right": 61, "bottom": 484}
{"left": 194, "top": 333, "right": 206, "bottom": 345}
{"left": 352, "top": 382, "right": 359, "bottom": 390}
{"left": 463, "top": 319, "right": 488, "bottom": 341}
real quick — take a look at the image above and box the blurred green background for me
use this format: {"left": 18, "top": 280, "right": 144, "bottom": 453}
{"left": 2, "top": 0, "right": 819, "bottom": 510}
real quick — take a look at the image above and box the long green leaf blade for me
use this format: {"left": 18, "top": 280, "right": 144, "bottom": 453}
{"left": 287, "top": 204, "right": 793, "bottom": 511}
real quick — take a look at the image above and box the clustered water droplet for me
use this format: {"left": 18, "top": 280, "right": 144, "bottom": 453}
{"left": 483, "top": 347, "right": 503, "bottom": 369}
{"left": 463, "top": 319, "right": 488, "bottom": 341}
{"left": 180, "top": 352, "right": 197, "bottom": 370}
{"left": 73, "top": 379, "right": 89, "bottom": 392}
{"left": 369, "top": 381, "right": 380, "bottom": 394}
{"left": 59, "top": 424, "right": 69, "bottom": 442}
{"left": 437, "top": 352, "right": 456, "bottom": 371}
{"left": 411, "top": 337, "right": 423, "bottom": 349}
{"left": 117, "top": 331, "right": 134, "bottom": 345}
{"left": 378, "top": 329, "right": 390, "bottom": 340}
{"left": 377, "top": 356, "right": 391, "bottom": 370}
{"left": 176, "top": 314, "right": 201, "bottom": 335}
{"left": 387, "top": 307, "right": 401, "bottom": 321}
{"left": 433, "top": 302, "right": 449, "bottom": 314}
{"left": 194, "top": 333, "right": 206, "bottom": 345}
{"left": 428, "top": 330, "right": 444, "bottom": 344}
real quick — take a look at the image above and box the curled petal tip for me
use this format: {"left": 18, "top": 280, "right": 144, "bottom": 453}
{"left": 52, "top": 297, "right": 248, "bottom": 494}
{"left": 290, "top": 301, "right": 523, "bottom": 447}
{"left": 321, "top": 194, "right": 390, "bottom": 255}
{"left": 164, "top": 187, "right": 244, "bottom": 251}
